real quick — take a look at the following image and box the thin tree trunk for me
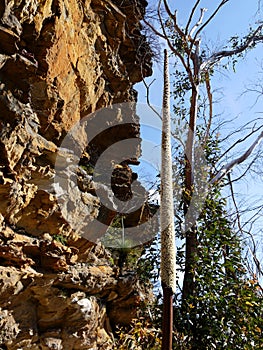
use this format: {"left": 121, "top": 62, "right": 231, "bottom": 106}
{"left": 182, "top": 226, "right": 198, "bottom": 300}
{"left": 161, "top": 49, "right": 176, "bottom": 350}
{"left": 162, "top": 282, "right": 174, "bottom": 349}
{"left": 182, "top": 62, "right": 199, "bottom": 301}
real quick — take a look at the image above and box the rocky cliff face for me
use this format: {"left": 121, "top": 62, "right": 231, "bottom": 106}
{"left": 0, "top": 0, "right": 153, "bottom": 348}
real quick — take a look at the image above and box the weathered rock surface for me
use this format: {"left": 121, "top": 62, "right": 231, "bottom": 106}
{"left": 0, "top": 0, "right": 153, "bottom": 348}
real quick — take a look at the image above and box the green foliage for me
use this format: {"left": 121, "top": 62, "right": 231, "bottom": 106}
{"left": 173, "top": 185, "right": 263, "bottom": 349}
{"left": 79, "top": 163, "right": 94, "bottom": 175}
{"left": 101, "top": 215, "right": 133, "bottom": 249}
{"left": 136, "top": 237, "right": 161, "bottom": 284}
{"left": 114, "top": 317, "right": 162, "bottom": 350}
{"left": 53, "top": 234, "right": 68, "bottom": 245}
{"left": 112, "top": 239, "right": 163, "bottom": 349}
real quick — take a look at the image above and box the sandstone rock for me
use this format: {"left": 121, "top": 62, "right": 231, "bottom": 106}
{"left": 0, "top": 0, "right": 153, "bottom": 348}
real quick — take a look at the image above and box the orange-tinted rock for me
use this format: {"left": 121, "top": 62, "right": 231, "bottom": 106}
{"left": 0, "top": 0, "right": 153, "bottom": 348}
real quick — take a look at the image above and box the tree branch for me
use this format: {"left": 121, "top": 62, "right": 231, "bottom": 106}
{"left": 210, "top": 130, "right": 263, "bottom": 184}
{"left": 203, "top": 72, "right": 213, "bottom": 143}
{"left": 189, "top": 8, "right": 208, "bottom": 37}
{"left": 142, "top": 77, "right": 162, "bottom": 119}
{"left": 202, "top": 24, "right": 263, "bottom": 71}
{"left": 226, "top": 173, "right": 263, "bottom": 279}
{"left": 143, "top": 17, "right": 166, "bottom": 39}
{"left": 228, "top": 173, "right": 244, "bottom": 235}
{"left": 192, "top": 0, "right": 229, "bottom": 45}
{"left": 219, "top": 117, "right": 263, "bottom": 143}
{"left": 163, "top": 0, "right": 185, "bottom": 39}
{"left": 218, "top": 124, "right": 263, "bottom": 163}
{"left": 185, "top": 0, "right": 201, "bottom": 35}
{"left": 225, "top": 154, "right": 258, "bottom": 184}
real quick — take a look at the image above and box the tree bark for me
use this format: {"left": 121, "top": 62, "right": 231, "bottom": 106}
{"left": 162, "top": 283, "right": 174, "bottom": 350}
{"left": 182, "top": 57, "right": 199, "bottom": 301}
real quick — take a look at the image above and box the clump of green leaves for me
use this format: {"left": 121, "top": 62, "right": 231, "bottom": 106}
{"left": 113, "top": 316, "right": 162, "bottom": 350}
{"left": 53, "top": 234, "right": 68, "bottom": 245}
{"left": 174, "top": 185, "right": 263, "bottom": 349}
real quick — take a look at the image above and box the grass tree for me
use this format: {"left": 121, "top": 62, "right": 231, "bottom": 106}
{"left": 160, "top": 48, "right": 176, "bottom": 350}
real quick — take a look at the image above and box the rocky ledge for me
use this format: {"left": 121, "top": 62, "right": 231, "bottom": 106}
{"left": 0, "top": 0, "right": 153, "bottom": 348}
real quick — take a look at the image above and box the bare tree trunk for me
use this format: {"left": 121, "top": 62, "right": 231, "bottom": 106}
{"left": 161, "top": 49, "right": 176, "bottom": 350}
{"left": 162, "top": 282, "right": 174, "bottom": 349}
{"left": 182, "top": 226, "right": 198, "bottom": 300}
{"left": 182, "top": 50, "right": 200, "bottom": 301}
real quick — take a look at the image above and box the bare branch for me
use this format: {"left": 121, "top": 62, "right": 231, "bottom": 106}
{"left": 218, "top": 124, "right": 263, "bottom": 162}
{"left": 162, "top": 0, "right": 175, "bottom": 21}
{"left": 192, "top": 0, "right": 229, "bottom": 44}
{"left": 228, "top": 173, "right": 244, "bottom": 235}
{"left": 189, "top": 8, "right": 208, "bottom": 37}
{"left": 241, "top": 206, "right": 263, "bottom": 232}
{"left": 142, "top": 77, "right": 162, "bottom": 119}
{"left": 210, "top": 130, "right": 263, "bottom": 184}
{"left": 203, "top": 72, "right": 213, "bottom": 143}
{"left": 158, "top": 24, "right": 194, "bottom": 84}
{"left": 185, "top": 0, "right": 202, "bottom": 35}
{"left": 163, "top": 0, "right": 185, "bottom": 39}
{"left": 247, "top": 245, "right": 263, "bottom": 277}
{"left": 230, "top": 202, "right": 263, "bottom": 217}
{"left": 143, "top": 17, "right": 166, "bottom": 39}
{"left": 158, "top": 0, "right": 167, "bottom": 38}
{"left": 227, "top": 173, "right": 263, "bottom": 278}
{"left": 187, "top": 1, "right": 228, "bottom": 80}
{"left": 242, "top": 223, "right": 263, "bottom": 278}
{"left": 202, "top": 24, "right": 263, "bottom": 71}
{"left": 226, "top": 154, "right": 258, "bottom": 184}
{"left": 240, "top": 81, "right": 263, "bottom": 109}
{"left": 143, "top": 2, "right": 193, "bottom": 82}
{"left": 218, "top": 118, "right": 263, "bottom": 143}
